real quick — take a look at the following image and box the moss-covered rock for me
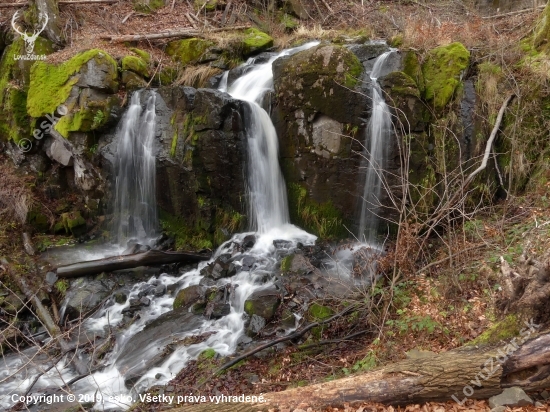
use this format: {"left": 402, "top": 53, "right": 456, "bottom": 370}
{"left": 133, "top": 0, "right": 165, "bottom": 12}
{"left": 402, "top": 51, "right": 425, "bottom": 93}
{"left": 121, "top": 55, "right": 150, "bottom": 78}
{"left": 60, "top": 211, "right": 87, "bottom": 237}
{"left": 27, "top": 208, "right": 50, "bottom": 232}
{"left": 27, "top": 49, "right": 118, "bottom": 118}
{"left": 0, "top": 38, "right": 54, "bottom": 143}
{"left": 273, "top": 44, "right": 363, "bottom": 123}
{"left": 421, "top": 42, "right": 470, "bottom": 110}
{"left": 469, "top": 314, "right": 521, "bottom": 345}
{"left": 129, "top": 48, "right": 151, "bottom": 63}
{"left": 121, "top": 70, "right": 147, "bottom": 91}
{"left": 240, "top": 28, "right": 273, "bottom": 57}
{"left": 166, "top": 38, "right": 214, "bottom": 66}
{"left": 244, "top": 288, "right": 280, "bottom": 321}
{"left": 173, "top": 285, "right": 205, "bottom": 310}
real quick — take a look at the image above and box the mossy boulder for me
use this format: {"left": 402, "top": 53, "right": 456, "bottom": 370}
{"left": 121, "top": 70, "right": 147, "bottom": 91}
{"left": 273, "top": 44, "right": 363, "bottom": 124}
{"left": 166, "top": 38, "right": 214, "bottom": 66}
{"left": 244, "top": 287, "right": 280, "bottom": 321}
{"left": 469, "top": 314, "right": 521, "bottom": 345}
{"left": 122, "top": 55, "right": 150, "bottom": 78}
{"left": 27, "top": 49, "right": 118, "bottom": 119}
{"left": 133, "top": 0, "right": 165, "bottom": 12}
{"left": 61, "top": 211, "right": 87, "bottom": 237}
{"left": 421, "top": 42, "right": 470, "bottom": 110}
{"left": 240, "top": 28, "right": 273, "bottom": 57}
{"left": 129, "top": 48, "right": 151, "bottom": 63}
{"left": 173, "top": 285, "right": 205, "bottom": 310}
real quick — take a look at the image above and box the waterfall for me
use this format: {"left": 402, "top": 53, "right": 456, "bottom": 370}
{"left": 358, "top": 51, "right": 393, "bottom": 244}
{"left": 113, "top": 91, "right": 158, "bottom": 246}
{"left": 222, "top": 42, "right": 319, "bottom": 233}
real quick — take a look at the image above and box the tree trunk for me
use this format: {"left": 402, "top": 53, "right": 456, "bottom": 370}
{"left": 34, "top": 0, "right": 64, "bottom": 45}
{"left": 164, "top": 331, "right": 550, "bottom": 411}
{"left": 55, "top": 250, "right": 211, "bottom": 278}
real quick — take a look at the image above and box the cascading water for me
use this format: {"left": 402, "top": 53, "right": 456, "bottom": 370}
{"left": 113, "top": 91, "right": 158, "bottom": 246}
{"left": 223, "top": 42, "right": 319, "bottom": 233}
{"left": 0, "top": 45, "right": 321, "bottom": 411}
{"left": 358, "top": 51, "right": 393, "bottom": 245}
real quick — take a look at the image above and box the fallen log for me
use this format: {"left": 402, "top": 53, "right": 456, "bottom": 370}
{"left": 99, "top": 25, "right": 249, "bottom": 42}
{"left": 55, "top": 249, "right": 211, "bottom": 278}
{"left": 166, "top": 328, "right": 550, "bottom": 411}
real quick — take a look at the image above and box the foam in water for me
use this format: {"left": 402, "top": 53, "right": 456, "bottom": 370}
{"left": 113, "top": 91, "right": 159, "bottom": 246}
{"left": 358, "top": 51, "right": 393, "bottom": 245}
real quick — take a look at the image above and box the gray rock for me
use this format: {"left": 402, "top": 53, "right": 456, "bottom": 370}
{"left": 488, "top": 387, "right": 534, "bottom": 409}
{"left": 244, "top": 287, "right": 280, "bottom": 321}
{"left": 116, "top": 310, "right": 203, "bottom": 385}
{"left": 45, "top": 272, "right": 58, "bottom": 286}
{"left": 139, "top": 297, "right": 151, "bottom": 306}
{"left": 60, "top": 278, "right": 111, "bottom": 321}
{"left": 247, "top": 314, "right": 266, "bottom": 336}
{"left": 45, "top": 138, "right": 73, "bottom": 166}
{"left": 173, "top": 284, "right": 205, "bottom": 310}
{"left": 208, "top": 302, "right": 230, "bottom": 319}
{"left": 490, "top": 407, "right": 506, "bottom": 412}
{"left": 76, "top": 52, "right": 119, "bottom": 92}
{"left": 154, "top": 284, "right": 167, "bottom": 297}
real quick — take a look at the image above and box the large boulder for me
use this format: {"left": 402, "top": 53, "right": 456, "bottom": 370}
{"left": 272, "top": 44, "right": 367, "bottom": 238}
{"left": 138, "top": 86, "right": 247, "bottom": 249}
{"left": 27, "top": 49, "right": 120, "bottom": 138}
{"left": 244, "top": 287, "right": 281, "bottom": 321}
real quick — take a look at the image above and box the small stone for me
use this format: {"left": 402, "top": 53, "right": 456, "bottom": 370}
{"left": 166, "top": 385, "right": 175, "bottom": 392}
{"left": 541, "top": 390, "right": 549, "bottom": 399}
{"left": 139, "top": 297, "right": 151, "bottom": 306}
{"left": 490, "top": 407, "right": 506, "bottom": 412}
{"left": 535, "top": 401, "right": 544, "bottom": 407}
{"left": 154, "top": 284, "right": 167, "bottom": 297}
{"left": 488, "top": 387, "right": 534, "bottom": 409}
{"left": 129, "top": 297, "right": 140, "bottom": 306}
{"left": 45, "top": 272, "right": 58, "bottom": 286}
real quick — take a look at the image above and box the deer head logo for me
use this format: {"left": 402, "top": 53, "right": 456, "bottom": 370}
{"left": 11, "top": 10, "right": 49, "bottom": 55}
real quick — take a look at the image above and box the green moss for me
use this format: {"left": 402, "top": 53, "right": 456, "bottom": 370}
{"left": 122, "top": 55, "right": 149, "bottom": 78}
{"left": 133, "top": 0, "right": 165, "bottom": 12}
{"left": 159, "top": 209, "right": 213, "bottom": 250}
{"left": 287, "top": 182, "right": 346, "bottom": 239}
{"left": 53, "top": 95, "right": 117, "bottom": 137}
{"left": 129, "top": 48, "right": 151, "bottom": 64}
{"left": 402, "top": 51, "right": 425, "bottom": 93}
{"left": 241, "top": 28, "right": 274, "bottom": 57}
{"left": 421, "top": 42, "right": 469, "bottom": 110}
{"left": 469, "top": 314, "right": 520, "bottom": 345}
{"left": 166, "top": 38, "right": 213, "bottom": 66}
{"left": 244, "top": 300, "right": 253, "bottom": 315}
{"left": 170, "top": 130, "right": 178, "bottom": 157}
{"left": 280, "top": 255, "right": 294, "bottom": 273}
{"left": 280, "top": 13, "right": 299, "bottom": 31}
{"left": 27, "top": 208, "right": 50, "bottom": 232}
{"left": 308, "top": 303, "right": 334, "bottom": 321}
{"left": 27, "top": 49, "right": 118, "bottom": 118}
{"left": 61, "top": 211, "right": 87, "bottom": 237}
{"left": 194, "top": 0, "right": 217, "bottom": 11}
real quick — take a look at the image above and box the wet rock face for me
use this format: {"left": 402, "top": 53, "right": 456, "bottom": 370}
{"left": 152, "top": 86, "right": 248, "bottom": 249}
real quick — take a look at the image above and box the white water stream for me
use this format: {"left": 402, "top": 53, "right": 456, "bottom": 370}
{"left": 0, "top": 44, "right": 321, "bottom": 411}
{"left": 358, "top": 51, "right": 393, "bottom": 245}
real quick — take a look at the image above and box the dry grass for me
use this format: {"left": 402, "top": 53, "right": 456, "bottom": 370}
{"left": 175, "top": 64, "right": 222, "bottom": 88}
